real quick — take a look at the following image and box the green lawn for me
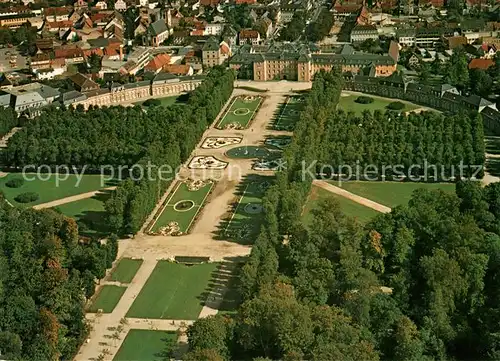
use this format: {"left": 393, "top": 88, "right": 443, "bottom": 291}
{"left": 88, "top": 285, "right": 126, "bottom": 313}
{"left": 338, "top": 94, "right": 418, "bottom": 116}
{"left": 134, "top": 95, "right": 184, "bottom": 107}
{"left": 110, "top": 258, "right": 143, "bottom": 283}
{"left": 222, "top": 176, "right": 271, "bottom": 244}
{"left": 0, "top": 173, "right": 116, "bottom": 206}
{"left": 113, "top": 329, "right": 177, "bottom": 361}
{"left": 150, "top": 181, "right": 213, "bottom": 233}
{"left": 54, "top": 191, "right": 112, "bottom": 237}
{"left": 273, "top": 95, "right": 304, "bottom": 130}
{"left": 336, "top": 181, "right": 455, "bottom": 208}
{"left": 216, "top": 96, "right": 262, "bottom": 129}
{"left": 126, "top": 261, "right": 218, "bottom": 320}
{"left": 303, "top": 185, "right": 379, "bottom": 224}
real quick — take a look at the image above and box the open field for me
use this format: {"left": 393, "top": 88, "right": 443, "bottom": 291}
{"left": 272, "top": 95, "right": 305, "bottom": 130}
{"left": 216, "top": 95, "right": 262, "bottom": 129}
{"left": 110, "top": 258, "right": 143, "bottom": 283}
{"left": 54, "top": 191, "right": 111, "bottom": 237}
{"left": 220, "top": 176, "right": 271, "bottom": 244}
{"left": 150, "top": 181, "right": 213, "bottom": 234}
{"left": 113, "top": 329, "right": 177, "bottom": 361}
{"left": 338, "top": 94, "right": 419, "bottom": 115}
{"left": 336, "top": 181, "right": 455, "bottom": 208}
{"left": 126, "top": 261, "right": 218, "bottom": 320}
{"left": 0, "top": 173, "right": 116, "bottom": 206}
{"left": 303, "top": 185, "right": 379, "bottom": 224}
{"left": 88, "top": 285, "right": 126, "bottom": 313}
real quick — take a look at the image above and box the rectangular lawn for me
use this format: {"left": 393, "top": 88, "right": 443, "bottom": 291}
{"left": 54, "top": 192, "right": 111, "bottom": 236}
{"left": 336, "top": 181, "right": 455, "bottom": 208}
{"left": 0, "top": 173, "right": 116, "bottom": 206}
{"left": 150, "top": 181, "right": 213, "bottom": 233}
{"left": 338, "top": 94, "right": 418, "bottom": 116}
{"left": 110, "top": 258, "right": 144, "bottom": 283}
{"left": 223, "top": 176, "right": 271, "bottom": 244}
{"left": 88, "top": 285, "right": 126, "bottom": 313}
{"left": 113, "top": 329, "right": 177, "bottom": 361}
{"left": 216, "top": 96, "right": 262, "bottom": 129}
{"left": 303, "top": 185, "right": 379, "bottom": 224}
{"left": 273, "top": 95, "right": 304, "bottom": 130}
{"left": 126, "top": 261, "right": 218, "bottom": 320}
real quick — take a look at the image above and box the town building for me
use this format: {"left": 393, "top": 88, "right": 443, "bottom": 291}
{"left": 239, "top": 29, "right": 260, "bottom": 45}
{"left": 350, "top": 24, "right": 379, "bottom": 42}
{"left": 147, "top": 19, "right": 170, "bottom": 47}
{"left": 70, "top": 73, "right": 100, "bottom": 93}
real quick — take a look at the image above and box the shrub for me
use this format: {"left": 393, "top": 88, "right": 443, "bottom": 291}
{"left": 355, "top": 96, "right": 374, "bottom": 104}
{"left": 387, "top": 101, "right": 405, "bottom": 110}
{"left": 143, "top": 99, "right": 161, "bottom": 107}
{"left": 5, "top": 177, "right": 24, "bottom": 188}
{"left": 14, "top": 192, "right": 39, "bottom": 203}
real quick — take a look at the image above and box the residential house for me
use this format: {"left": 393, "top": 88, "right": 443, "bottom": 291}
{"left": 162, "top": 64, "right": 194, "bottom": 76}
{"left": 74, "top": 0, "right": 87, "bottom": 9}
{"left": 27, "top": 16, "right": 43, "bottom": 29}
{"left": 34, "top": 59, "right": 66, "bottom": 80}
{"left": 115, "top": 0, "right": 127, "bottom": 11}
{"left": 147, "top": 19, "right": 170, "bottom": 47}
{"left": 396, "top": 28, "right": 416, "bottom": 47}
{"left": 350, "top": 24, "right": 379, "bottom": 42}
{"left": 45, "top": 20, "right": 73, "bottom": 33}
{"left": 205, "top": 23, "right": 225, "bottom": 36}
{"left": 239, "top": 29, "right": 260, "bottom": 45}
{"left": 202, "top": 37, "right": 230, "bottom": 67}
{"left": 200, "top": 0, "right": 220, "bottom": 7}
{"left": 166, "top": 9, "right": 183, "bottom": 28}
{"left": 54, "top": 46, "right": 85, "bottom": 64}
{"left": 144, "top": 53, "right": 171, "bottom": 73}
{"left": 256, "top": 17, "right": 273, "bottom": 39}
{"left": 95, "top": 1, "right": 107, "bottom": 9}
{"left": 44, "top": 7, "right": 70, "bottom": 22}
{"left": 445, "top": 36, "right": 468, "bottom": 50}
{"left": 70, "top": 73, "right": 100, "bottom": 92}
{"left": 479, "top": 43, "right": 497, "bottom": 59}
{"left": 281, "top": 0, "right": 311, "bottom": 23}
{"left": 332, "top": 4, "right": 362, "bottom": 21}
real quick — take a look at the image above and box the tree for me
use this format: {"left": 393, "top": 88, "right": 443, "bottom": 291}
{"left": 445, "top": 48, "right": 469, "bottom": 89}
{"left": 469, "top": 69, "right": 493, "bottom": 97}
{"left": 187, "top": 316, "right": 233, "bottom": 359}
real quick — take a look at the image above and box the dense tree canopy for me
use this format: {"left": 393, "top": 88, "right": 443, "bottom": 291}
{"left": 0, "top": 107, "right": 17, "bottom": 138}
{"left": 0, "top": 195, "right": 118, "bottom": 360}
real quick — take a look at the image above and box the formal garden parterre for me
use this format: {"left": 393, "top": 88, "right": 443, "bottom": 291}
{"left": 113, "top": 329, "right": 177, "bottom": 361}
{"left": 216, "top": 95, "right": 263, "bottom": 129}
{"left": 148, "top": 179, "right": 214, "bottom": 235}
{"left": 272, "top": 95, "right": 305, "bottom": 131}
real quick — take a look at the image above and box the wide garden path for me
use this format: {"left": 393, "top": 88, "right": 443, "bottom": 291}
{"left": 32, "top": 186, "right": 117, "bottom": 209}
{"left": 313, "top": 180, "right": 392, "bottom": 213}
{"left": 0, "top": 127, "right": 21, "bottom": 148}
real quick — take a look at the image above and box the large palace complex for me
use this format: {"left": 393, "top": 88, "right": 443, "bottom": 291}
{"left": 230, "top": 43, "right": 400, "bottom": 81}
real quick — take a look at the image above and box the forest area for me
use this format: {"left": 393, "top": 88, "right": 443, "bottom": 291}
{"left": 184, "top": 70, "right": 500, "bottom": 361}
{"left": 2, "top": 67, "right": 235, "bottom": 235}
{"left": 0, "top": 198, "right": 119, "bottom": 360}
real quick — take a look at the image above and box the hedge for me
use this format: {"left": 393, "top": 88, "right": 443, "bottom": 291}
{"left": 14, "top": 192, "right": 39, "bottom": 203}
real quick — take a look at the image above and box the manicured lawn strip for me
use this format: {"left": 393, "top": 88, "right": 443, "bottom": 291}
{"left": 336, "top": 181, "right": 455, "bottom": 208}
{"left": 110, "top": 258, "right": 144, "bottom": 283}
{"left": 54, "top": 193, "right": 111, "bottom": 237}
{"left": 113, "top": 329, "right": 177, "bottom": 361}
{"left": 126, "top": 261, "right": 218, "bottom": 320}
{"left": 224, "top": 179, "right": 269, "bottom": 243}
{"left": 88, "top": 285, "right": 126, "bottom": 313}
{"left": 303, "top": 186, "right": 378, "bottom": 225}
{"left": 150, "top": 182, "right": 213, "bottom": 233}
{"left": 0, "top": 173, "right": 116, "bottom": 206}
{"left": 217, "top": 96, "right": 262, "bottom": 129}
{"left": 338, "top": 94, "right": 419, "bottom": 116}
{"left": 274, "top": 95, "right": 304, "bottom": 130}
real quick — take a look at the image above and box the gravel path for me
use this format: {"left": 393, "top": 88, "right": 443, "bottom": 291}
{"left": 313, "top": 180, "right": 392, "bottom": 213}
{"left": 32, "top": 186, "right": 117, "bottom": 209}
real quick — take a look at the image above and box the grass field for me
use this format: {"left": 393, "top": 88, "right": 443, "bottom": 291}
{"left": 54, "top": 191, "right": 111, "bottom": 237}
{"left": 126, "top": 261, "right": 218, "bottom": 320}
{"left": 272, "top": 95, "right": 305, "bottom": 130}
{"left": 303, "top": 185, "right": 379, "bottom": 224}
{"left": 338, "top": 94, "right": 419, "bottom": 116}
{"left": 113, "top": 329, "right": 177, "bottom": 361}
{"left": 134, "top": 95, "right": 185, "bottom": 107}
{"left": 336, "top": 181, "right": 455, "bottom": 208}
{"left": 216, "top": 95, "right": 262, "bottom": 129}
{"left": 150, "top": 181, "right": 213, "bottom": 233}
{"left": 110, "top": 258, "right": 143, "bottom": 283}
{"left": 0, "top": 173, "right": 116, "bottom": 206}
{"left": 221, "top": 176, "right": 271, "bottom": 244}
{"left": 88, "top": 285, "right": 126, "bottom": 313}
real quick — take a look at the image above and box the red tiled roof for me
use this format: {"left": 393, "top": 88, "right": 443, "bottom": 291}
{"left": 45, "top": 6, "right": 71, "bottom": 16}
{"left": 468, "top": 58, "right": 494, "bottom": 70}
{"left": 46, "top": 20, "right": 73, "bottom": 29}
{"left": 162, "top": 64, "right": 191, "bottom": 75}
{"left": 239, "top": 29, "right": 259, "bottom": 39}
{"left": 191, "top": 29, "right": 204, "bottom": 36}
{"left": 235, "top": 0, "right": 256, "bottom": 4}
{"left": 54, "top": 46, "right": 84, "bottom": 59}
{"left": 220, "top": 43, "right": 230, "bottom": 55}
{"left": 200, "top": 0, "right": 220, "bottom": 5}
{"left": 145, "top": 53, "right": 171, "bottom": 71}
{"left": 83, "top": 48, "right": 104, "bottom": 58}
